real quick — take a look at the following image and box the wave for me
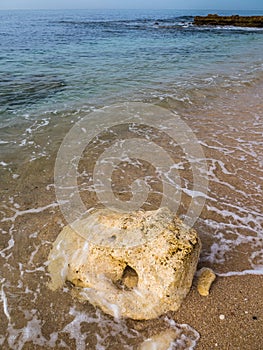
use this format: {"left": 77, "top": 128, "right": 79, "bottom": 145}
{"left": 56, "top": 16, "right": 195, "bottom": 30}
{"left": 56, "top": 16, "right": 263, "bottom": 33}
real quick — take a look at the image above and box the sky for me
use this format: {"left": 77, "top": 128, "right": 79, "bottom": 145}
{"left": 0, "top": 0, "right": 262, "bottom": 11}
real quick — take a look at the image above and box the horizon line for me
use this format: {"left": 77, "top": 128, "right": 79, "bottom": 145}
{"left": 0, "top": 8, "right": 262, "bottom": 11}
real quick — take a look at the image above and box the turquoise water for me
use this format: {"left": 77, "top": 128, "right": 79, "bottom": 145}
{"left": 0, "top": 9, "right": 263, "bottom": 350}
{"left": 1, "top": 9, "right": 263, "bottom": 117}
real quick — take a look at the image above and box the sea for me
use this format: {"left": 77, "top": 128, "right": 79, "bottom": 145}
{"left": 0, "top": 8, "right": 263, "bottom": 350}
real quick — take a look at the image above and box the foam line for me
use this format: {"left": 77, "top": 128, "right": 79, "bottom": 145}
{"left": 1, "top": 201, "right": 66, "bottom": 222}
{"left": 216, "top": 269, "right": 263, "bottom": 277}
{"left": 1, "top": 285, "right": 11, "bottom": 321}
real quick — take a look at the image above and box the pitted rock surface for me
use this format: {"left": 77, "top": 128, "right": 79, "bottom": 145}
{"left": 48, "top": 207, "right": 201, "bottom": 320}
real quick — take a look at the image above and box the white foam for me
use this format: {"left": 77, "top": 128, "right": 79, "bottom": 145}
{"left": 0, "top": 237, "right": 14, "bottom": 257}
{"left": 6, "top": 313, "right": 59, "bottom": 350}
{"left": 165, "top": 318, "right": 200, "bottom": 350}
{"left": 0, "top": 161, "right": 8, "bottom": 166}
{"left": 2, "top": 202, "right": 61, "bottom": 222}
{"left": 1, "top": 284, "right": 11, "bottom": 321}
{"left": 217, "top": 269, "right": 263, "bottom": 277}
{"left": 139, "top": 317, "right": 200, "bottom": 350}
{"left": 182, "top": 188, "right": 209, "bottom": 199}
{"left": 61, "top": 307, "right": 137, "bottom": 350}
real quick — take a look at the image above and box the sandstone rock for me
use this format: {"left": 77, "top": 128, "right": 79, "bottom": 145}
{"left": 194, "top": 14, "right": 263, "bottom": 28}
{"left": 48, "top": 207, "right": 201, "bottom": 320}
{"left": 197, "top": 267, "right": 216, "bottom": 296}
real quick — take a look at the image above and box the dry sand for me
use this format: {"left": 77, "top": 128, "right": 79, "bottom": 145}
{"left": 174, "top": 274, "right": 263, "bottom": 349}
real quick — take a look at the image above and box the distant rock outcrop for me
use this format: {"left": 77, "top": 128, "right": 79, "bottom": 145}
{"left": 194, "top": 14, "right": 263, "bottom": 28}
{"left": 48, "top": 207, "right": 201, "bottom": 320}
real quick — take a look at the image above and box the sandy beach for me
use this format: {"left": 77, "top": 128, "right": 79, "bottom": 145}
{"left": 1, "top": 79, "right": 263, "bottom": 349}
{"left": 1, "top": 9, "right": 263, "bottom": 349}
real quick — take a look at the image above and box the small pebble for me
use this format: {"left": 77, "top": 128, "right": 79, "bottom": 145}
{"left": 219, "top": 314, "right": 225, "bottom": 320}
{"left": 197, "top": 267, "right": 216, "bottom": 296}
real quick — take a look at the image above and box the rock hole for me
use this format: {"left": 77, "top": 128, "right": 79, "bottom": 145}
{"left": 121, "top": 265, "right": 138, "bottom": 290}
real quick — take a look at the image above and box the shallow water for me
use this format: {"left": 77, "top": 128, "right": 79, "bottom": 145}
{"left": 0, "top": 9, "right": 263, "bottom": 349}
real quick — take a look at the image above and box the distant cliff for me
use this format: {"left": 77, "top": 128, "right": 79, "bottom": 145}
{"left": 194, "top": 14, "right": 263, "bottom": 28}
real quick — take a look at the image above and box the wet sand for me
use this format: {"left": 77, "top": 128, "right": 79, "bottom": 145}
{"left": 1, "top": 79, "right": 263, "bottom": 349}
{"left": 1, "top": 179, "right": 262, "bottom": 349}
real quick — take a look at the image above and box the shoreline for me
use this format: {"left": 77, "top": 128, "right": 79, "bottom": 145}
{"left": 1, "top": 80, "right": 263, "bottom": 349}
{"left": 0, "top": 9, "right": 263, "bottom": 347}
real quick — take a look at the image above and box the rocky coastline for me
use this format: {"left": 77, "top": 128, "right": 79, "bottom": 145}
{"left": 194, "top": 14, "right": 263, "bottom": 27}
